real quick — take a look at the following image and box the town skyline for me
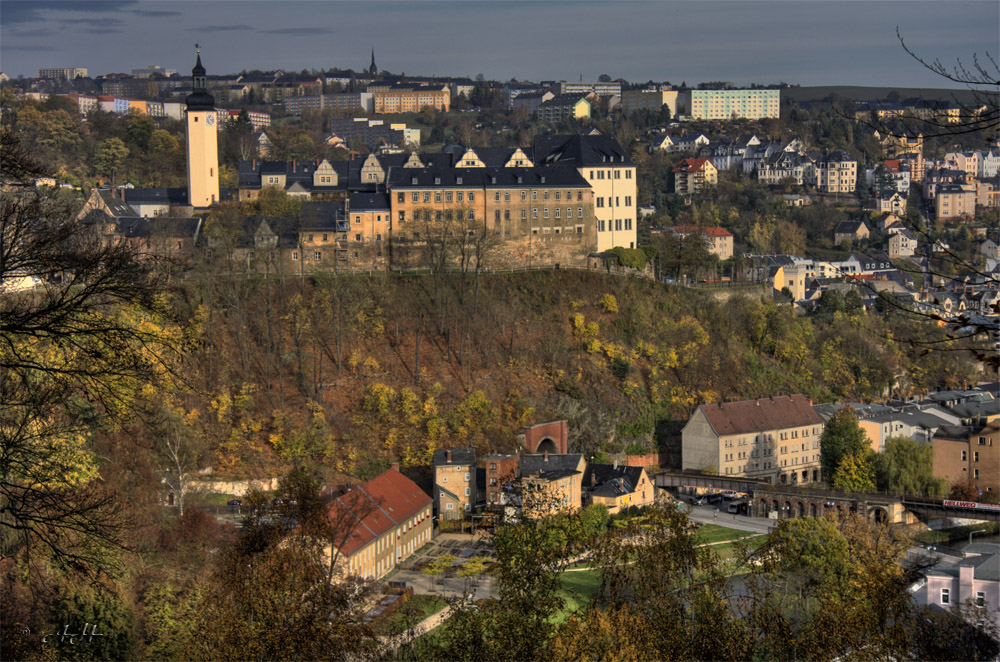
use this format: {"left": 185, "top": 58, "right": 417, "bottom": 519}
{"left": 2, "top": 0, "right": 998, "bottom": 87}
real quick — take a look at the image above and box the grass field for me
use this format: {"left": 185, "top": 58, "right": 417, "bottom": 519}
{"left": 379, "top": 594, "right": 447, "bottom": 637}
{"left": 555, "top": 569, "right": 601, "bottom": 623}
{"left": 693, "top": 524, "right": 753, "bottom": 545}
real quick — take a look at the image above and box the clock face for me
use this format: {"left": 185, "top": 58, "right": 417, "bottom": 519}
{"left": 206, "top": 114, "right": 215, "bottom": 126}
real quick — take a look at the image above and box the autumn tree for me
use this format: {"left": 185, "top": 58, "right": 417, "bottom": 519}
{"left": 819, "top": 407, "right": 871, "bottom": 482}
{"left": 1, "top": 128, "right": 177, "bottom": 571}
{"left": 874, "top": 435, "right": 948, "bottom": 496}
{"left": 96, "top": 136, "right": 129, "bottom": 185}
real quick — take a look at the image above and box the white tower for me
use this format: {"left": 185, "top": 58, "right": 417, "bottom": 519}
{"left": 185, "top": 45, "right": 219, "bottom": 208}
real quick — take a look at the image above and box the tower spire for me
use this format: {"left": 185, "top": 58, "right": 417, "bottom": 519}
{"left": 369, "top": 47, "right": 377, "bottom": 77}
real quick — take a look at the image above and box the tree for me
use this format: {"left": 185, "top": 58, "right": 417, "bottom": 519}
{"left": 765, "top": 516, "right": 850, "bottom": 610}
{"left": 95, "top": 137, "right": 129, "bottom": 185}
{"left": 874, "top": 435, "right": 948, "bottom": 496}
{"left": 832, "top": 450, "right": 877, "bottom": 492}
{"left": 819, "top": 407, "right": 871, "bottom": 482}
{"left": 1, "top": 128, "right": 175, "bottom": 571}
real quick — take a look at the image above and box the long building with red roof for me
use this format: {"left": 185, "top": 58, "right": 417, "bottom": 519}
{"left": 681, "top": 395, "right": 825, "bottom": 486}
{"left": 327, "top": 466, "right": 433, "bottom": 580}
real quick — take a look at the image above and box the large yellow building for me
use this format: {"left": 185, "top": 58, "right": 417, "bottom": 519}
{"left": 185, "top": 49, "right": 220, "bottom": 208}
{"left": 370, "top": 83, "right": 450, "bottom": 114}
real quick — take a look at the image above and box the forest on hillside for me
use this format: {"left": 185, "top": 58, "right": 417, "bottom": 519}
{"left": 145, "top": 265, "right": 984, "bottom": 483}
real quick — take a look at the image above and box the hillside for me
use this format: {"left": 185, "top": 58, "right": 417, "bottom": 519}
{"left": 163, "top": 269, "right": 983, "bottom": 480}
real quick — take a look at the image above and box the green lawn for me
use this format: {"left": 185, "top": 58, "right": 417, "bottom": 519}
{"left": 379, "top": 594, "right": 447, "bottom": 637}
{"left": 693, "top": 524, "right": 752, "bottom": 545}
{"left": 554, "top": 569, "right": 601, "bottom": 623}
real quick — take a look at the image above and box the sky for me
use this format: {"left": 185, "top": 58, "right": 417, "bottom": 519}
{"left": 1, "top": 0, "right": 998, "bottom": 88}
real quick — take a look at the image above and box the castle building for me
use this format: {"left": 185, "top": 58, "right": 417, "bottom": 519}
{"left": 185, "top": 47, "right": 220, "bottom": 208}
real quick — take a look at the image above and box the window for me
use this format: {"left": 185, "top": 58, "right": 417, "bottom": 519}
{"left": 446, "top": 503, "right": 453, "bottom": 511}
{"left": 521, "top": 209, "right": 527, "bottom": 220}
{"left": 465, "top": 487, "right": 470, "bottom": 496}
{"left": 544, "top": 208, "right": 549, "bottom": 219}
{"left": 376, "top": 233, "right": 382, "bottom": 241}
{"left": 977, "top": 592, "right": 985, "bottom": 607}
{"left": 397, "top": 193, "right": 405, "bottom": 203}
{"left": 494, "top": 191, "right": 501, "bottom": 202}
{"left": 625, "top": 218, "right": 632, "bottom": 230}
{"left": 495, "top": 210, "right": 501, "bottom": 222}
{"left": 532, "top": 191, "right": 537, "bottom": 201}
{"left": 975, "top": 469, "right": 980, "bottom": 479}
{"left": 533, "top": 208, "right": 538, "bottom": 219}
{"left": 504, "top": 191, "right": 510, "bottom": 202}
{"left": 355, "top": 233, "right": 362, "bottom": 242}
{"left": 468, "top": 192, "right": 475, "bottom": 202}
{"left": 975, "top": 452, "right": 979, "bottom": 462}
{"left": 543, "top": 191, "right": 549, "bottom": 201}
{"left": 555, "top": 191, "right": 561, "bottom": 201}
{"left": 292, "top": 251, "right": 299, "bottom": 261}
{"left": 504, "top": 209, "right": 510, "bottom": 221}
{"left": 423, "top": 192, "right": 430, "bottom": 203}
{"left": 398, "top": 211, "right": 405, "bottom": 222}
{"left": 442, "top": 476, "right": 447, "bottom": 483}
{"left": 555, "top": 208, "right": 560, "bottom": 219}
{"left": 412, "top": 192, "right": 419, "bottom": 202}
{"left": 314, "top": 251, "right": 321, "bottom": 261}
{"left": 457, "top": 191, "right": 464, "bottom": 202}
{"left": 941, "top": 588, "right": 950, "bottom": 604}
{"left": 625, "top": 195, "right": 632, "bottom": 206}
{"left": 446, "top": 191, "right": 453, "bottom": 202}
{"left": 597, "top": 198, "right": 604, "bottom": 208}
{"left": 521, "top": 191, "right": 527, "bottom": 201}
{"left": 465, "top": 472, "right": 470, "bottom": 481}
{"left": 468, "top": 210, "right": 475, "bottom": 220}
{"left": 962, "top": 451, "right": 968, "bottom": 461}
{"left": 434, "top": 192, "right": 442, "bottom": 203}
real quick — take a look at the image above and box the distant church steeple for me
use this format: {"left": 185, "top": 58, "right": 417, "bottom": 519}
{"left": 369, "top": 47, "right": 377, "bottom": 77}
{"left": 186, "top": 43, "right": 215, "bottom": 111}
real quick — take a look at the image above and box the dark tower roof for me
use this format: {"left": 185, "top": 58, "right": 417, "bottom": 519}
{"left": 369, "top": 47, "right": 377, "bottom": 77}
{"left": 186, "top": 45, "right": 215, "bottom": 111}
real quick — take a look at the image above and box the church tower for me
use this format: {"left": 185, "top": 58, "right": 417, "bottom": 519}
{"left": 369, "top": 47, "right": 377, "bottom": 77}
{"left": 186, "top": 45, "right": 219, "bottom": 208}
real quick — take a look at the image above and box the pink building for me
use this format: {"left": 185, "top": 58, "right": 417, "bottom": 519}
{"left": 921, "top": 546, "right": 999, "bottom": 631}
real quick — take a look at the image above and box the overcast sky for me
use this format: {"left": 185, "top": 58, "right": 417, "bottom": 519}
{"left": 1, "top": 0, "right": 997, "bottom": 87}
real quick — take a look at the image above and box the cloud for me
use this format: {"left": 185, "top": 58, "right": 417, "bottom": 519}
{"left": 133, "top": 9, "right": 181, "bottom": 16}
{"left": 2, "top": 44, "right": 59, "bottom": 52}
{"left": 69, "top": 17, "right": 124, "bottom": 27}
{"left": 83, "top": 27, "right": 124, "bottom": 34}
{"left": 259, "top": 26, "right": 333, "bottom": 35}
{"left": 1, "top": 1, "right": 136, "bottom": 25}
{"left": 198, "top": 24, "right": 254, "bottom": 32}
{"left": 7, "top": 28, "right": 56, "bottom": 38}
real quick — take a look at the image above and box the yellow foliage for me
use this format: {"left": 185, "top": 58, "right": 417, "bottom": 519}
{"left": 598, "top": 293, "right": 619, "bottom": 313}
{"left": 586, "top": 338, "right": 602, "bottom": 354}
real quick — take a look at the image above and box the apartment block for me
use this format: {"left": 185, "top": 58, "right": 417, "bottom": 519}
{"left": 679, "top": 88, "right": 779, "bottom": 120}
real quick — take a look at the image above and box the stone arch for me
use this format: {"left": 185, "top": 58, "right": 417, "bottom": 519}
{"left": 772, "top": 499, "right": 780, "bottom": 514}
{"left": 535, "top": 437, "right": 558, "bottom": 455}
{"left": 809, "top": 502, "right": 818, "bottom": 518}
{"left": 784, "top": 500, "right": 792, "bottom": 517}
{"left": 796, "top": 501, "right": 805, "bottom": 518}
{"left": 870, "top": 506, "right": 889, "bottom": 523}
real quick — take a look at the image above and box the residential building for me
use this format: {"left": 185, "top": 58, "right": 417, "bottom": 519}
{"left": 945, "top": 151, "right": 979, "bottom": 178}
{"left": 518, "top": 453, "right": 586, "bottom": 516}
{"left": 877, "top": 191, "right": 907, "bottom": 214}
{"left": 678, "top": 88, "right": 779, "bottom": 120}
{"left": 371, "top": 83, "right": 450, "bottom": 113}
{"left": 670, "top": 134, "right": 710, "bottom": 154}
{"left": 671, "top": 225, "right": 733, "bottom": 260}
{"left": 833, "top": 220, "right": 869, "bottom": 246}
{"left": 485, "top": 454, "right": 519, "bottom": 505}
{"left": 681, "top": 395, "right": 826, "bottom": 485}
{"left": 976, "top": 177, "right": 1000, "bottom": 209}
{"left": 582, "top": 464, "right": 655, "bottom": 513}
{"left": 225, "top": 109, "right": 270, "bottom": 132}
{"left": 433, "top": 448, "right": 477, "bottom": 519}
{"left": 554, "top": 80, "right": 621, "bottom": 97}
{"left": 977, "top": 149, "right": 1000, "bottom": 178}
{"left": 888, "top": 228, "right": 917, "bottom": 259}
{"left": 621, "top": 87, "right": 679, "bottom": 118}
{"left": 815, "top": 151, "right": 858, "bottom": 194}
{"left": 326, "top": 466, "right": 433, "bottom": 581}
{"left": 512, "top": 90, "right": 554, "bottom": 115}
{"left": 936, "top": 183, "right": 977, "bottom": 220}
{"left": 933, "top": 421, "right": 999, "bottom": 496}
{"left": 534, "top": 132, "right": 637, "bottom": 251}
{"left": 673, "top": 158, "right": 718, "bottom": 196}
{"left": 536, "top": 94, "right": 591, "bottom": 123}
{"left": 920, "top": 546, "right": 1000, "bottom": 632}
{"left": 38, "top": 67, "right": 88, "bottom": 80}
{"left": 757, "top": 151, "right": 813, "bottom": 186}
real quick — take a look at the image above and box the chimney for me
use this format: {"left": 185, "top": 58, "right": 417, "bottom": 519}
{"left": 590, "top": 471, "right": 597, "bottom": 487}
{"left": 543, "top": 451, "right": 549, "bottom": 461}
{"left": 446, "top": 449, "right": 451, "bottom": 463}
{"left": 252, "top": 159, "right": 256, "bottom": 170}
{"left": 391, "top": 462, "right": 400, "bottom": 472}
{"left": 293, "top": 159, "right": 297, "bottom": 171}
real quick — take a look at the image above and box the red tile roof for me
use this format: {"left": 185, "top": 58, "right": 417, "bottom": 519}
{"left": 698, "top": 395, "right": 823, "bottom": 436}
{"left": 672, "top": 225, "right": 733, "bottom": 238}
{"left": 672, "top": 158, "right": 711, "bottom": 173}
{"left": 328, "top": 468, "right": 432, "bottom": 558}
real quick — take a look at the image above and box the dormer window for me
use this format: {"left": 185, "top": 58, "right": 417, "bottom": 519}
{"left": 434, "top": 177, "right": 441, "bottom": 185}
{"left": 412, "top": 177, "right": 418, "bottom": 185}
{"left": 456, "top": 177, "right": 462, "bottom": 185}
